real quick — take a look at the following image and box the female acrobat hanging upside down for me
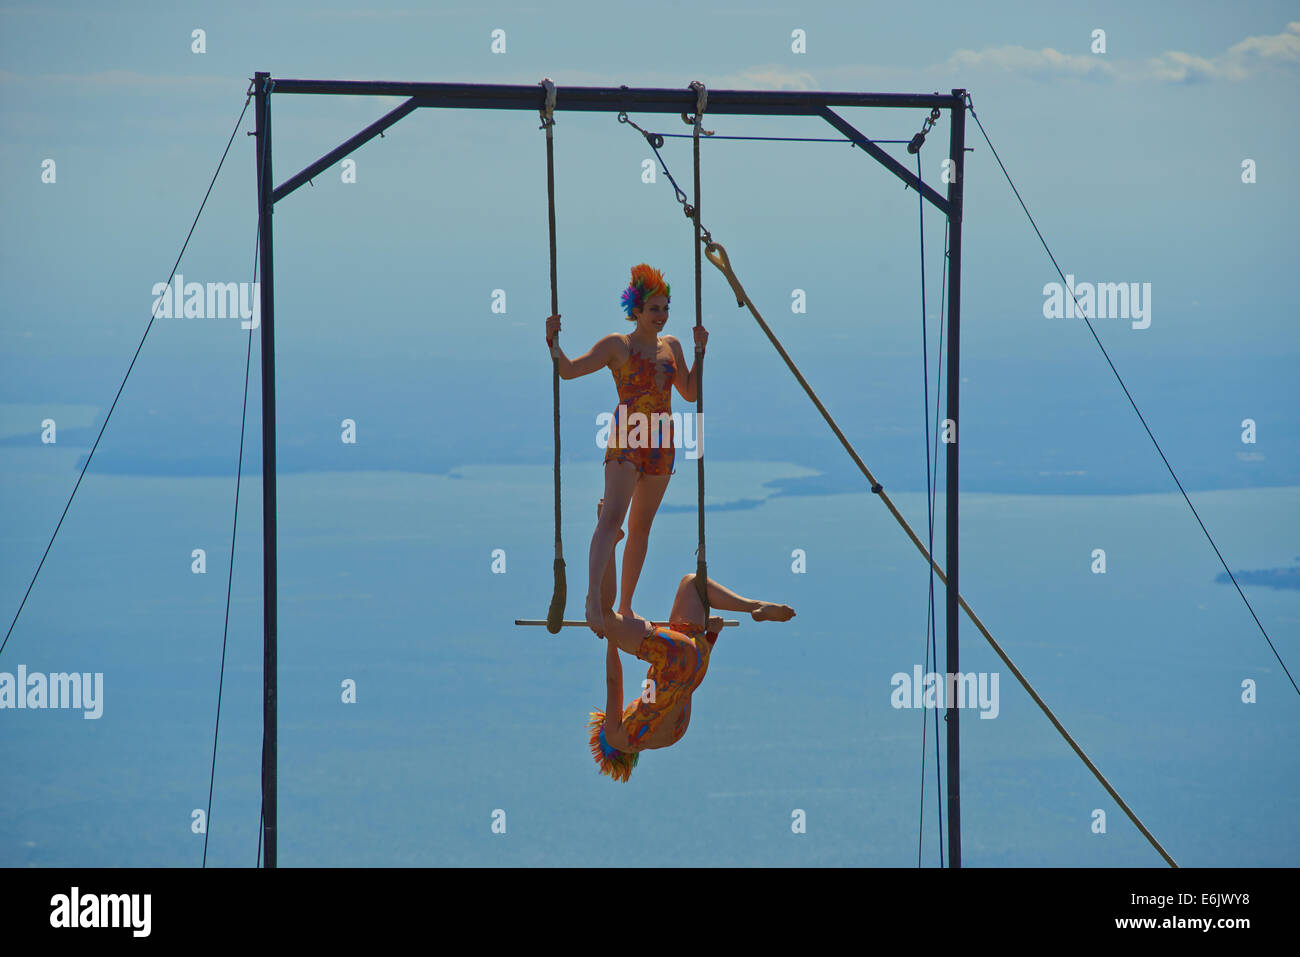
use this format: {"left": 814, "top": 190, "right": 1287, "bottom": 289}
{"left": 586, "top": 500, "right": 795, "bottom": 782}
{"left": 544, "top": 263, "right": 708, "bottom": 636}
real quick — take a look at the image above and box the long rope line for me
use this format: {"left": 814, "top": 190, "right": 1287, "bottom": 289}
{"left": 700, "top": 239, "right": 1178, "bottom": 867}
{"left": 203, "top": 211, "right": 260, "bottom": 868}
{"left": 540, "top": 79, "right": 565, "bottom": 634}
{"left": 928, "top": 216, "right": 950, "bottom": 865}
{"left": 655, "top": 132, "right": 911, "bottom": 145}
{"left": 690, "top": 82, "right": 709, "bottom": 618}
{"left": 915, "top": 150, "right": 945, "bottom": 869}
{"left": 617, "top": 92, "right": 710, "bottom": 611}
{"left": 0, "top": 89, "right": 255, "bottom": 659}
{"left": 619, "top": 106, "right": 1175, "bottom": 864}
{"left": 964, "top": 94, "right": 1296, "bottom": 699}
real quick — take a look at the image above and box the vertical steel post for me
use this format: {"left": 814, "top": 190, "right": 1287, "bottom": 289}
{"left": 944, "top": 89, "right": 966, "bottom": 869}
{"left": 253, "top": 71, "right": 278, "bottom": 869}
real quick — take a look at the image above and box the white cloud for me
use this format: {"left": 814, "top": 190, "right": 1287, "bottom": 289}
{"left": 462, "top": 65, "right": 819, "bottom": 92}
{"left": 944, "top": 45, "right": 1115, "bottom": 80}
{"left": 935, "top": 21, "right": 1299, "bottom": 85}
{"left": 1148, "top": 21, "right": 1299, "bottom": 83}
{"left": 705, "top": 65, "right": 820, "bottom": 91}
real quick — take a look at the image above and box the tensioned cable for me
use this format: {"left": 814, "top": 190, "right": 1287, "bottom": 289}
{"left": 1, "top": 88, "right": 255, "bottom": 659}
{"left": 703, "top": 237, "right": 1177, "bottom": 866}
{"left": 965, "top": 94, "right": 1297, "bottom": 700}
{"left": 689, "top": 81, "right": 710, "bottom": 620}
{"left": 636, "top": 120, "right": 1177, "bottom": 866}
{"left": 926, "top": 216, "right": 950, "bottom": 867}
{"left": 914, "top": 149, "right": 945, "bottom": 869}
{"left": 203, "top": 210, "right": 259, "bottom": 868}
{"left": 655, "top": 132, "right": 910, "bottom": 145}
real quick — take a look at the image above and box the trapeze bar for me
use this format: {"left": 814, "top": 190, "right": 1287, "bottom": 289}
{"left": 514, "top": 619, "right": 740, "bottom": 628}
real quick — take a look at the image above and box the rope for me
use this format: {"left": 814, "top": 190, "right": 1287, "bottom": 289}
{"left": 654, "top": 132, "right": 912, "bottom": 145}
{"left": 927, "top": 215, "right": 951, "bottom": 864}
{"left": 204, "top": 198, "right": 260, "bottom": 868}
{"left": 688, "top": 80, "right": 709, "bottom": 618}
{"left": 700, "top": 238, "right": 1178, "bottom": 868}
{"left": 965, "top": 94, "right": 1297, "bottom": 700}
{"left": 539, "top": 78, "right": 565, "bottom": 635}
{"left": 1, "top": 88, "right": 255, "bottom": 660}
{"left": 617, "top": 102, "right": 715, "bottom": 247}
{"left": 914, "top": 148, "right": 944, "bottom": 869}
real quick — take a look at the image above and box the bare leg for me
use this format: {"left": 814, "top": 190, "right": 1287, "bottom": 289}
{"left": 586, "top": 462, "right": 638, "bottom": 635}
{"left": 597, "top": 500, "right": 624, "bottom": 613}
{"left": 618, "top": 472, "right": 671, "bottom": 616}
{"left": 667, "top": 573, "right": 796, "bottom": 632}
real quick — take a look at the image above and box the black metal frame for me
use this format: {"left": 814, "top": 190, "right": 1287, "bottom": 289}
{"left": 251, "top": 74, "right": 967, "bottom": 868}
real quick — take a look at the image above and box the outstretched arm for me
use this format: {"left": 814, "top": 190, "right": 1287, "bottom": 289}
{"left": 548, "top": 325, "right": 620, "bottom": 380}
{"left": 603, "top": 640, "right": 624, "bottom": 736}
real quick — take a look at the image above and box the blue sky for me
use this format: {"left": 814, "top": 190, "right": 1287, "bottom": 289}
{"left": 2, "top": 3, "right": 1297, "bottom": 491}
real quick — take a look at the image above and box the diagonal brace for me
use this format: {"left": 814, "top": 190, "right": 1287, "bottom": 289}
{"left": 273, "top": 97, "right": 422, "bottom": 204}
{"left": 819, "top": 107, "right": 950, "bottom": 215}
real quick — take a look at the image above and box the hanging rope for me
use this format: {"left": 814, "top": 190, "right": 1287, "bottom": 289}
{"left": 928, "top": 216, "right": 951, "bottom": 866}
{"left": 914, "top": 146, "right": 944, "bottom": 869}
{"left": 205, "top": 193, "right": 260, "bottom": 868}
{"left": 687, "top": 80, "right": 709, "bottom": 618}
{"left": 539, "top": 78, "right": 565, "bottom": 635}
{"left": 617, "top": 93, "right": 1178, "bottom": 866}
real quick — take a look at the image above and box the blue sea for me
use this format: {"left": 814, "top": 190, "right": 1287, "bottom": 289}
{"left": 2, "top": 441, "right": 1296, "bottom": 867}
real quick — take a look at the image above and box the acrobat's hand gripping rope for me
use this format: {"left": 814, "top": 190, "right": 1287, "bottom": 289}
{"left": 540, "top": 78, "right": 565, "bottom": 635}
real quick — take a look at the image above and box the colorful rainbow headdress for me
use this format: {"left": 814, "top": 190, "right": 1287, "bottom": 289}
{"left": 620, "top": 263, "right": 671, "bottom": 319}
{"left": 587, "top": 710, "right": 639, "bottom": 782}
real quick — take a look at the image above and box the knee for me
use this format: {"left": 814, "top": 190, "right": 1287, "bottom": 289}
{"left": 679, "top": 572, "right": 697, "bottom": 588}
{"left": 627, "top": 512, "right": 656, "bottom": 538}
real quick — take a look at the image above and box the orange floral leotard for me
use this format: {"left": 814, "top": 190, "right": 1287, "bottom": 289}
{"left": 604, "top": 336, "right": 676, "bottom": 476}
{"left": 618, "top": 621, "right": 719, "bottom": 748}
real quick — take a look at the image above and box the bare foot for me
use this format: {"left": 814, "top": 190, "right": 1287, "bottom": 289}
{"left": 585, "top": 593, "right": 605, "bottom": 637}
{"left": 751, "top": 602, "right": 795, "bottom": 623}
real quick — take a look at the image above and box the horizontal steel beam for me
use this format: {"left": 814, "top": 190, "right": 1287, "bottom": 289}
{"left": 266, "top": 78, "right": 961, "bottom": 114}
